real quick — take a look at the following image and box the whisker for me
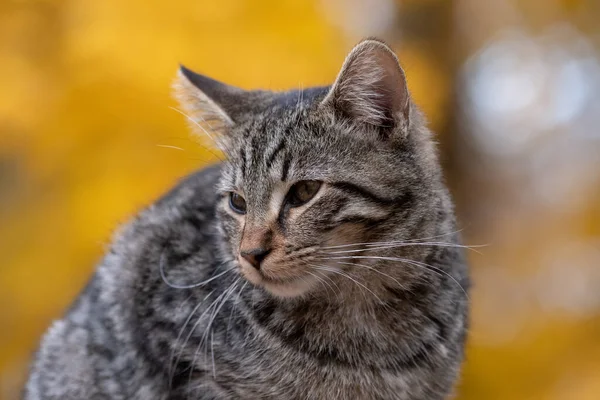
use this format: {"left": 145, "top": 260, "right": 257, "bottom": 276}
{"left": 156, "top": 144, "right": 186, "bottom": 151}
{"left": 172, "top": 287, "right": 229, "bottom": 383}
{"left": 320, "top": 242, "right": 485, "bottom": 255}
{"left": 320, "top": 272, "right": 341, "bottom": 294}
{"left": 319, "top": 229, "right": 466, "bottom": 250}
{"left": 320, "top": 255, "right": 470, "bottom": 300}
{"left": 334, "top": 261, "right": 407, "bottom": 290}
{"left": 160, "top": 252, "right": 235, "bottom": 289}
{"left": 306, "top": 270, "right": 337, "bottom": 297}
{"left": 311, "top": 269, "right": 343, "bottom": 299}
{"left": 210, "top": 330, "right": 215, "bottom": 379}
{"left": 168, "top": 106, "right": 227, "bottom": 160}
{"left": 364, "top": 241, "right": 486, "bottom": 254}
{"left": 168, "top": 290, "right": 215, "bottom": 386}
{"left": 173, "top": 279, "right": 237, "bottom": 385}
{"left": 310, "top": 264, "right": 384, "bottom": 304}
{"left": 226, "top": 281, "right": 248, "bottom": 337}
{"left": 198, "top": 279, "right": 240, "bottom": 380}
{"left": 169, "top": 106, "right": 218, "bottom": 145}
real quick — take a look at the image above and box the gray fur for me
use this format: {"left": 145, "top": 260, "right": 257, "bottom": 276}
{"left": 24, "top": 39, "right": 469, "bottom": 400}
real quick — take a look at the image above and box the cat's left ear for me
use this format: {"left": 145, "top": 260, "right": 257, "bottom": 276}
{"left": 321, "top": 39, "right": 410, "bottom": 136}
{"left": 173, "top": 66, "right": 247, "bottom": 135}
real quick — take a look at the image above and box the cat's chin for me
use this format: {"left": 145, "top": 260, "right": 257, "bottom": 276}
{"left": 240, "top": 268, "right": 317, "bottom": 298}
{"left": 261, "top": 276, "right": 317, "bottom": 298}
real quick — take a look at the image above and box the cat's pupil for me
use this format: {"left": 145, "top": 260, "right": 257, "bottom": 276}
{"left": 229, "top": 193, "right": 247, "bottom": 214}
{"left": 287, "top": 181, "right": 321, "bottom": 207}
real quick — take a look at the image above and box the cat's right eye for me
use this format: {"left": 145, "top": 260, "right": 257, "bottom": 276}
{"left": 229, "top": 193, "right": 247, "bottom": 214}
{"left": 286, "top": 180, "right": 322, "bottom": 207}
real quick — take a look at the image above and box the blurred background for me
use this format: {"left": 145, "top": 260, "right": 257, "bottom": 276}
{"left": 1, "top": 0, "right": 600, "bottom": 398}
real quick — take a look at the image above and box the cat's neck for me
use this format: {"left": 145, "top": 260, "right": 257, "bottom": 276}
{"left": 238, "top": 282, "right": 432, "bottom": 372}
{"left": 245, "top": 278, "right": 424, "bottom": 337}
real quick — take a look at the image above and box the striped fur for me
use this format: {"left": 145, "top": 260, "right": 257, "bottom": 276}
{"left": 25, "top": 39, "right": 469, "bottom": 400}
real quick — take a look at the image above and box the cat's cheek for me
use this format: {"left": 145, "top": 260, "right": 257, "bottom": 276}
{"left": 238, "top": 257, "right": 263, "bottom": 286}
{"left": 324, "top": 222, "right": 368, "bottom": 248}
{"left": 237, "top": 257, "right": 317, "bottom": 298}
{"left": 216, "top": 206, "right": 245, "bottom": 247}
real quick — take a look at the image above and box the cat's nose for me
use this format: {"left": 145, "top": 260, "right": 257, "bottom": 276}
{"left": 240, "top": 248, "right": 271, "bottom": 270}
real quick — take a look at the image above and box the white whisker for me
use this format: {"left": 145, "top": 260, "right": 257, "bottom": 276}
{"left": 319, "top": 229, "right": 466, "bottom": 250}
{"left": 172, "top": 288, "right": 227, "bottom": 383}
{"left": 310, "top": 264, "right": 384, "bottom": 304}
{"left": 199, "top": 279, "right": 240, "bottom": 380}
{"left": 169, "top": 106, "right": 219, "bottom": 145}
{"left": 168, "top": 290, "right": 215, "bottom": 386}
{"left": 226, "top": 281, "right": 248, "bottom": 337}
{"left": 210, "top": 330, "right": 215, "bottom": 378}
{"left": 174, "top": 279, "right": 237, "bottom": 386}
{"left": 168, "top": 106, "right": 227, "bottom": 160}
{"left": 156, "top": 144, "right": 186, "bottom": 151}
{"left": 306, "top": 270, "right": 336, "bottom": 297}
{"left": 160, "top": 252, "right": 234, "bottom": 289}
{"left": 334, "top": 261, "right": 407, "bottom": 290}
{"left": 320, "top": 255, "right": 469, "bottom": 300}
{"left": 320, "top": 242, "right": 485, "bottom": 255}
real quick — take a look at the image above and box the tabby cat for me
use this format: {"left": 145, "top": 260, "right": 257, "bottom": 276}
{"left": 24, "top": 39, "right": 470, "bottom": 400}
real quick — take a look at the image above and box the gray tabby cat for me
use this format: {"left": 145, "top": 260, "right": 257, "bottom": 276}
{"left": 24, "top": 39, "right": 469, "bottom": 400}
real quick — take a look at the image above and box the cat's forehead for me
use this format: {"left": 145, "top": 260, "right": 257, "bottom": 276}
{"left": 271, "top": 86, "right": 330, "bottom": 109}
{"left": 227, "top": 116, "right": 311, "bottom": 184}
{"left": 230, "top": 86, "right": 329, "bottom": 140}
{"left": 229, "top": 104, "right": 322, "bottom": 160}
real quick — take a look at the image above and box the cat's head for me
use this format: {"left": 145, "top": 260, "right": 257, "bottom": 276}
{"left": 175, "top": 39, "right": 441, "bottom": 299}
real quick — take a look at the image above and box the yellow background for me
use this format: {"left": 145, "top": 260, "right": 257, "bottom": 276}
{"left": 1, "top": 0, "right": 600, "bottom": 399}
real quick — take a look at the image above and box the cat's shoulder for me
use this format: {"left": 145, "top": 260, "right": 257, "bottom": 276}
{"left": 109, "top": 163, "right": 224, "bottom": 259}
{"left": 155, "top": 163, "right": 223, "bottom": 210}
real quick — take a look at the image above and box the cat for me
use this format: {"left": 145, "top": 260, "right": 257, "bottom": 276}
{"left": 24, "top": 39, "right": 470, "bottom": 400}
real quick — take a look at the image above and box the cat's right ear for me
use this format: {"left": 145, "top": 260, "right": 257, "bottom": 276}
{"left": 320, "top": 39, "right": 410, "bottom": 137}
{"left": 173, "top": 65, "right": 246, "bottom": 136}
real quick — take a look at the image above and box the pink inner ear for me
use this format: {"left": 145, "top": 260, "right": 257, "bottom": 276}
{"left": 324, "top": 41, "right": 410, "bottom": 127}
{"left": 372, "top": 48, "right": 410, "bottom": 121}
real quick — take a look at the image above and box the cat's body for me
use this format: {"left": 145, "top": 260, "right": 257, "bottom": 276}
{"left": 25, "top": 40, "right": 469, "bottom": 400}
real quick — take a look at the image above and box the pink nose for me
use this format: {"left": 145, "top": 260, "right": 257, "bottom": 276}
{"left": 240, "top": 248, "right": 270, "bottom": 270}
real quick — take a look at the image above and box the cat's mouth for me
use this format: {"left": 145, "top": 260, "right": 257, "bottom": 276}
{"left": 259, "top": 274, "right": 292, "bottom": 285}
{"left": 259, "top": 274, "right": 317, "bottom": 298}
{"left": 238, "top": 261, "right": 317, "bottom": 298}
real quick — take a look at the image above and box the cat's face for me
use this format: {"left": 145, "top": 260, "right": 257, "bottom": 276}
{"left": 175, "top": 40, "right": 438, "bottom": 298}
{"left": 216, "top": 113, "right": 421, "bottom": 297}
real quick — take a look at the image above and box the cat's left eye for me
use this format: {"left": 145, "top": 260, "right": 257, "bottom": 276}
{"left": 229, "top": 192, "right": 247, "bottom": 214}
{"left": 286, "top": 181, "right": 322, "bottom": 207}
